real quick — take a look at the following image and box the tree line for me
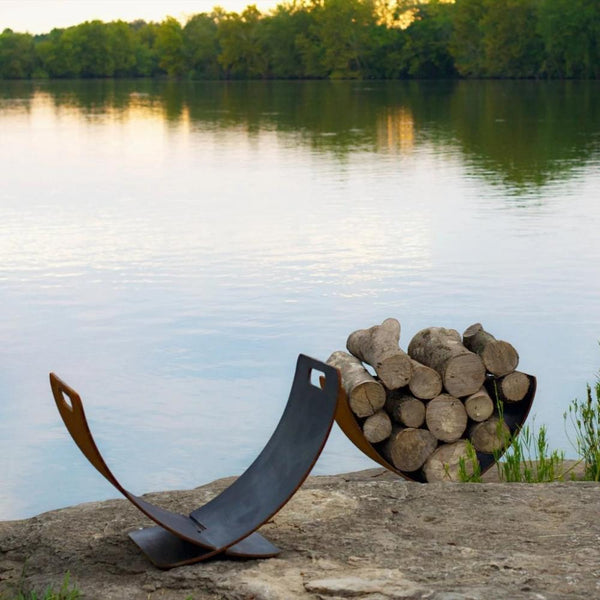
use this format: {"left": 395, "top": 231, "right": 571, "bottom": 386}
{"left": 1, "top": 0, "right": 599, "bottom": 80}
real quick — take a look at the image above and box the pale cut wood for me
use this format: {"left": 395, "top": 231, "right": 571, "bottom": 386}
{"left": 327, "top": 351, "right": 386, "bottom": 418}
{"left": 423, "top": 440, "right": 476, "bottom": 482}
{"left": 464, "top": 387, "right": 494, "bottom": 422}
{"left": 385, "top": 392, "right": 426, "bottom": 428}
{"left": 463, "top": 323, "right": 519, "bottom": 376}
{"left": 381, "top": 427, "right": 438, "bottom": 472}
{"left": 346, "top": 318, "right": 412, "bottom": 390}
{"left": 499, "top": 371, "right": 530, "bottom": 402}
{"left": 408, "top": 359, "right": 443, "bottom": 400}
{"left": 362, "top": 410, "right": 393, "bottom": 444}
{"left": 470, "top": 417, "right": 511, "bottom": 454}
{"left": 407, "top": 327, "right": 486, "bottom": 397}
{"left": 425, "top": 393, "right": 468, "bottom": 442}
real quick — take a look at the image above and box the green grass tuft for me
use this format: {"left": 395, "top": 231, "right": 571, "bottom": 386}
{"left": 564, "top": 376, "right": 600, "bottom": 481}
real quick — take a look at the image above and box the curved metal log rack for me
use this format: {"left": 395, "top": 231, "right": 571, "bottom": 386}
{"left": 335, "top": 374, "right": 537, "bottom": 482}
{"left": 50, "top": 354, "right": 341, "bottom": 569}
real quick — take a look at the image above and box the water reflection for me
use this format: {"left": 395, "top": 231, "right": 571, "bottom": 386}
{"left": 3, "top": 79, "right": 599, "bottom": 189}
{"left": 1, "top": 80, "right": 600, "bottom": 520}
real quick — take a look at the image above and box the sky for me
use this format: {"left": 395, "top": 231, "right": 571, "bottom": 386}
{"left": 0, "top": 0, "right": 279, "bottom": 34}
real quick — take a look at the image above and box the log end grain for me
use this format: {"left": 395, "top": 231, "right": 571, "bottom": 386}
{"left": 385, "top": 393, "right": 426, "bottom": 428}
{"left": 408, "top": 359, "right": 443, "bottom": 400}
{"left": 425, "top": 394, "right": 468, "bottom": 443}
{"left": 482, "top": 340, "right": 519, "bottom": 376}
{"left": 470, "top": 417, "right": 511, "bottom": 454}
{"left": 500, "top": 371, "right": 530, "bottom": 402}
{"left": 377, "top": 353, "right": 412, "bottom": 390}
{"left": 423, "top": 440, "right": 476, "bottom": 482}
{"left": 443, "top": 353, "right": 486, "bottom": 398}
{"left": 464, "top": 388, "right": 494, "bottom": 422}
{"left": 363, "top": 410, "right": 393, "bottom": 444}
{"left": 349, "top": 381, "right": 386, "bottom": 417}
{"left": 382, "top": 427, "right": 438, "bottom": 473}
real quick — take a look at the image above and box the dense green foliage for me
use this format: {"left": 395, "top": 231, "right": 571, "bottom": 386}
{"left": 0, "top": 0, "right": 598, "bottom": 80}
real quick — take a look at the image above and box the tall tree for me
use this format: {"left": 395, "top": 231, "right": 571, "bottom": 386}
{"left": 449, "top": 0, "right": 486, "bottom": 76}
{"left": 297, "top": 0, "right": 379, "bottom": 79}
{"left": 130, "top": 20, "right": 160, "bottom": 77}
{"left": 400, "top": 0, "right": 457, "bottom": 78}
{"left": 0, "top": 29, "right": 35, "bottom": 78}
{"left": 257, "top": 3, "right": 311, "bottom": 78}
{"left": 183, "top": 12, "right": 221, "bottom": 79}
{"left": 479, "top": 0, "right": 543, "bottom": 77}
{"left": 217, "top": 6, "right": 269, "bottom": 78}
{"left": 155, "top": 17, "right": 185, "bottom": 77}
{"left": 537, "top": 0, "right": 600, "bottom": 78}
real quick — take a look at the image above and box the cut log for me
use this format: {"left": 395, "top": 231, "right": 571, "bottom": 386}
{"left": 407, "top": 327, "right": 486, "bottom": 397}
{"left": 464, "top": 387, "right": 494, "bottom": 422}
{"left": 381, "top": 427, "right": 438, "bottom": 472}
{"left": 423, "top": 440, "right": 477, "bottom": 482}
{"left": 385, "top": 392, "right": 426, "bottom": 428}
{"left": 327, "top": 351, "right": 386, "bottom": 418}
{"left": 346, "top": 318, "right": 412, "bottom": 390}
{"left": 425, "top": 394, "right": 468, "bottom": 442}
{"left": 408, "top": 359, "right": 443, "bottom": 400}
{"left": 497, "top": 371, "right": 530, "bottom": 402}
{"left": 470, "top": 417, "right": 511, "bottom": 454}
{"left": 362, "top": 410, "right": 393, "bottom": 444}
{"left": 462, "top": 323, "right": 519, "bottom": 376}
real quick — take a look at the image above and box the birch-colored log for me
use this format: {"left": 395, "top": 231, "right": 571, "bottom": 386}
{"left": 362, "top": 409, "right": 393, "bottom": 444}
{"left": 470, "top": 417, "right": 511, "bottom": 454}
{"left": 346, "top": 318, "right": 412, "bottom": 390}
{"left": 462, "top": 323, "right": 519, "bottom": 376}
{"left": 385, "top": 392, "right": 426, "bottom": 428}
{"left": 327, "top": 351, "right": 386, "bottom": 417}
{"left": 408, "top": 359, "right": 443, "bottom": 400}
{"left": 381, "top": 427, "right": 438, "bottom": 472}
{"left": 407, "top": 327, "right": 486, "bottom": 397}
{"left": 425, "top": 393, "right": 468, "bottom": 443}
{"left": 423, "top": 440, "right": 477, "bottom": 482}
{"left": 497, "top": 371, "right": 530, "bottom": 402}
{"left": 464, "top": 387, "right": 495, "bottom": 422}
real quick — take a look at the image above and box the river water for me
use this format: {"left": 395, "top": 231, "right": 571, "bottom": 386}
{"left": 1, "top": 79, "right": 599, "bottom": 519}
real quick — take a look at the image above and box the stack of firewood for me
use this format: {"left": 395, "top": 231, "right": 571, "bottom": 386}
{"left": 327, "top": 319, "right": 531, "bottom": 482}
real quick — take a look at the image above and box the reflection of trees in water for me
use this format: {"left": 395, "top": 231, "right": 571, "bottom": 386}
{"left": 5, "top": 79, "right": 599, "bottom": 190}
{"left": 445, "top": 80, "right": 600, "bottom": 189}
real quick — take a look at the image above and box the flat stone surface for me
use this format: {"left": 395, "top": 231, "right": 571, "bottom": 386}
{"left": 1, "top": 468, "right": 599, "bottom": 600}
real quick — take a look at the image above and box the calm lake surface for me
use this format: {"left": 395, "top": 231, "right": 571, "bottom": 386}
{"left": 1, "top": 79, "right": 599, "bottom": 520}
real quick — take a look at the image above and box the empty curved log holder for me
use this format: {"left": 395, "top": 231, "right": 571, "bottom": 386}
{"left": 335, "top": 374, "right": 536, "bottom": 482}
{"left": 50, "top": 354, "right": 341, "bottom": 568}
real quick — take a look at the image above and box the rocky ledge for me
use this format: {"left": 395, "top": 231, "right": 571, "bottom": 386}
{"left": 1, "top": 468, "right": 599, "bottom": 600}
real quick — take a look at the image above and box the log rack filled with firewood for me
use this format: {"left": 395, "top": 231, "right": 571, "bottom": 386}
{"left": 329, "top": 319, "right": 535, "bottom": 482}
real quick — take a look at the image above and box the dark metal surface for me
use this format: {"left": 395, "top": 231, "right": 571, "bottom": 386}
{"left": 335, "top": 373, "right": 537, "bottom": 483}
{"left": 50, "top": 354, "right": 341, "bottom": 568}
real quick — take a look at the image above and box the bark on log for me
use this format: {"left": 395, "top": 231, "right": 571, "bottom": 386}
{"left": 497, "top": 371, "right": 530, "bottom": 402}
{"left": 462, "top": 323, "right": 519, "bottom": 376}
{"left": 408, "top": 359, "right": 443, "bottom": 400}
{"left": 464, "top": 387, "right": 495, "bottom": 422}
{"left": 346, "top": 318, "right": 412, "bottom": 390}
{"left": 362, "top": 410, "right": 393, "bottom": 444}
{"left": 423, "top": 440, "right": 476, "bottom": 482}
{"left": 381, "top": 427, "right": 438, "bottom": 472}
{"left": 470, "top": 417, "right": 511, "bottom": 454}
{"left": 327, "top": 351, "right": 386, "bottom": 417}
{"left": 425, "top": 394, "right": 468, "bottom": 442}
{"left": 385, "top": 392, "right": 426, "bottom": 428}
{"left": 407, "top": 327, "right": 486, "bottom": 397}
